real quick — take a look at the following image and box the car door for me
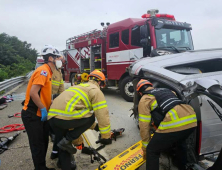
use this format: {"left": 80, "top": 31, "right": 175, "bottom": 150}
{"left": 182, "top": 77, "right": 222, "bottom": 156}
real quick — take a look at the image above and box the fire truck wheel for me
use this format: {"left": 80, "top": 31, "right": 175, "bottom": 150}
{"left": 120, "top": 76, "right": 134, "bottom": 102}
{"left": 70, "top": 73, "right": 76, "bottom": 86}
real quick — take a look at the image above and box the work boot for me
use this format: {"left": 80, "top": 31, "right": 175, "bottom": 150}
{"left": 57, "top": 154, "right": 77, "bottom": 170}
{"left": 50, "top": 152, "right": 58, "bottom": 160}
{"left": 57, "top": 137, "right": 77, "bottom": 154}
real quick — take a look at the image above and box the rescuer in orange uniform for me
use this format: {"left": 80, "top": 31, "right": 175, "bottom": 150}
{"left": 48, "top": 70, "right": 112, "bottom": 170}
{"left": 21, "top": 45, "right": 61, "bottom": 170}
{"left": 137, "top": 79, "right": 197, "bottom": 170}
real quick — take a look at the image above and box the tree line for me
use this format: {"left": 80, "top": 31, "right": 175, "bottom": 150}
{"left": 0, "top": 33, "right": 38, "bottom": 81}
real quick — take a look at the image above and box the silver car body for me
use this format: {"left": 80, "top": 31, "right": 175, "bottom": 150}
{"left": 129, "top": 49, "right": 222, "bottom": 156}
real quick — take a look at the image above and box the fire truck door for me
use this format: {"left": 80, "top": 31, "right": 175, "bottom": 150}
{"left": 106, "top": 31, "right": 132, "bottom": 79}
{"left": 106, "top": 30, "right": 143, "bottom": 79}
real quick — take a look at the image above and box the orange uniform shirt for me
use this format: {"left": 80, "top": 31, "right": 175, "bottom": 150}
{"left": 23, "top": 64, "right": 53, "bottom": 117}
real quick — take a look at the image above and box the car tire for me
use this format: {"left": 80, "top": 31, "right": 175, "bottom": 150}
{"left": 70, "top": 73, "right": 76, "bottom": 86}
{"left": 120, "top": 76, "right": 134, "bottom": 102}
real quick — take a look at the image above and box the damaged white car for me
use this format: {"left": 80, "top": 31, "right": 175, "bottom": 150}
{"left": 129, "top": 48, "right": 222, "bottom": 167}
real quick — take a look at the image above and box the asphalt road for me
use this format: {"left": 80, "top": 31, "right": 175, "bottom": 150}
{"left": 0, "top": 82, "right": 182, "bottom": 170}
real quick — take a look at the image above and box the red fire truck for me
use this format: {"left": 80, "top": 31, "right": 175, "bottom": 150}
{"left": 63, "top": 9, "right": 194, "bottom": 101}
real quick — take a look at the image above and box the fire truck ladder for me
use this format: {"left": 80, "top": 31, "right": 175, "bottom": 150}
{"left": 66, "top": 29, "right": 107, "bottom": 45}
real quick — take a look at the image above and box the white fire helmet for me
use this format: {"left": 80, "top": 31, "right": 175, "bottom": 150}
{"left": 41, "top": 45, "right": 61, "bottom": 57}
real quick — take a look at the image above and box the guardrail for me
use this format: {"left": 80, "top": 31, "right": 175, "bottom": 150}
{"left": 0, "top": 71, "right": 33, "bottom": 93}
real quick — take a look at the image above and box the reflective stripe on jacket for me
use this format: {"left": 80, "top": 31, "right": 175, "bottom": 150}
{"left": 52, "top": 69, "right": 64, "bottom": 95}
{"left": 138, "top": 87, "right": 197, "bottom": 151}
{"left": 48, "top": 80, "right": 111, "bottom": 138}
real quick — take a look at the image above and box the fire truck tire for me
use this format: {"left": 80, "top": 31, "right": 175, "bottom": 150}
{"left": 120, "top": 76, "right": 134, "bottom": 102}
{"left": 70, "top": 73, "right": 76, "bottom": 86}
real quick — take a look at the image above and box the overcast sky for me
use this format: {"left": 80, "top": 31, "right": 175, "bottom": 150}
{"left": 0, "top": 0, "right": 222, "bottom": 53}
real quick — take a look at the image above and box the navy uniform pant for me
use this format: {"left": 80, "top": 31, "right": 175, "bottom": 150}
{"left": 49, "top": 115, "right": 95, "bottom": 170}
{"left": 21, "top": 109, "right": 50, "bottom": 170}
{"left": 146, "top": 128, "right": 196, "bottom": 170}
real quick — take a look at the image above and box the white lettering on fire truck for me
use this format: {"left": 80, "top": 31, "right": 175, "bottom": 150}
{"left": 110, "top": 55, "right": 119, "bottom": 58}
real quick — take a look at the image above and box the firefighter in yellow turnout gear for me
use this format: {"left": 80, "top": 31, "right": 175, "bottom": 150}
{"left": 48, "top": 70, "right": 112, "bottom": 170}
{"left": 137, "top": 79, "right": 197, "bottom": 170}
{"left": 51, "top": 68, "right": 64, "bottom": 95}
{"left": 50, "top": 58, "right": 64, "bottom": 145}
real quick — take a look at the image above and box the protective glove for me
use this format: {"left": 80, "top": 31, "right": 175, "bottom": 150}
{"left": 40, "top": 107, "right": 48, "bottom": 121}
{"left": 82, "top": 146, "right": 93, "bottom": 155}
{"left": 96, "top": 138, "right": 112, "bottom": 145}
{"left": 94, "top": 123, "right": 99, "bottom": 132}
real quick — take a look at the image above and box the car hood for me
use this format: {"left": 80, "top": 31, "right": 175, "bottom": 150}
{"left": 129, "top": 49, "right": 222, "bottom": 84}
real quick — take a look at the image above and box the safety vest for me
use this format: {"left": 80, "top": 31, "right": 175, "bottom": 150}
{"left": 143, "top": 88, "right": 185, "bottom": 127}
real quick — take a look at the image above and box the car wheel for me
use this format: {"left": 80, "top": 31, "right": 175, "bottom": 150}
{"left": 120, "top": 76, "right": 134, "bottom": 102}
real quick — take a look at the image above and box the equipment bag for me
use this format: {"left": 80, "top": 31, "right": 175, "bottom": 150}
{"left": 0, "top": 98, "right": 6, "bottom": 105}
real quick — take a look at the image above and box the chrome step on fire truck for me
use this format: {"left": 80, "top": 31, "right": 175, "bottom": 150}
{"left": 63, "top": 9, "right": 194, "bottom": 101}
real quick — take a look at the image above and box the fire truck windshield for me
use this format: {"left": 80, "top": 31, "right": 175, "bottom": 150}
{"left": 155, "top": 28, "right": 194, "bottom": 50}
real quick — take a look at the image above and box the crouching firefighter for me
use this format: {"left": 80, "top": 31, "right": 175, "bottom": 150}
{"left": 48, "top": 70, "right": 112, "bottom": 170}
{"left": 136, "top": 79, "right": 197, "bottom": 170}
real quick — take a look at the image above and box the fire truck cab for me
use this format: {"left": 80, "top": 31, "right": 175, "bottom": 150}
{"left": 64, "top": 9, "right": 194, "bottom": 101}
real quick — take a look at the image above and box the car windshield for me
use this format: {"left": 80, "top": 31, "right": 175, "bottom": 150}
{"left": 155, "top": 28, "right": 194, "bottom": 50}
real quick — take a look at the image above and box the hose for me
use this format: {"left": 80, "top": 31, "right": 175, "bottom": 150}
{"left": 13, "top": 113, "right": 21, "bottom": 118}
{"left": 0, "top": 124, "right": 25, "bottom": 133}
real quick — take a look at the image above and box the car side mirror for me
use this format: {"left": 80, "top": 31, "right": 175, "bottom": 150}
{"left": 140, "top": 25, "right": 148, "bottom": 39}
{"left": 140, "top": 38, "right": 148, "bottom": 47}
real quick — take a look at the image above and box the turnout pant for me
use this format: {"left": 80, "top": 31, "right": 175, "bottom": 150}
{"left": 146, "top": 127, "right": 196, "bottom": 170}
{"left": 21, "top": 109, "right": 50, "bottom": 170}
{"left": 49, "top": 115, "right": 95, "bottom": 170}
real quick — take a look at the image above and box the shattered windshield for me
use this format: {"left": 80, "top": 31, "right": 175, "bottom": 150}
{"left": 155, "top": 28, "right": 194, "bottom": 50}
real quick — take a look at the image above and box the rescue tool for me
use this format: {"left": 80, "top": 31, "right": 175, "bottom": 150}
{"left": 81, "top": 128, "right": 125, "bottom": 169}
{"left": 81, "top": 133, "right": 107, "bottom": 168}
{"left": 0, "top": 132, "right": 20, "bottom": 154}
{"left": 96, "top": 128, "right": 125, "bottom": 144}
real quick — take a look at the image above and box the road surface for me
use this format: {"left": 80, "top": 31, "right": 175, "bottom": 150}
{"left": 0, "top": 82, "right": 211, "bottom": 170}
